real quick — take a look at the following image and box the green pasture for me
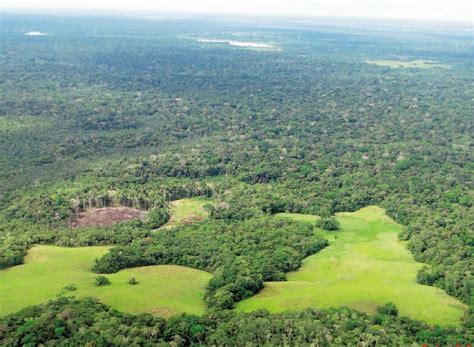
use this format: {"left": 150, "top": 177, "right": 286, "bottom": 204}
{"left": 0, "top": 245, "right": 211, "bottom": 317}
{"left": 236, "top": 206, "right": 465, "bottom": 326}
{"left": 160, "top": 197, "right": 209, "bottom": 229}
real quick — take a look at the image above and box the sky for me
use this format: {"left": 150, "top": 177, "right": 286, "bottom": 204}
{"left": 2, "top": 0, "right": 473, "bottom": 23}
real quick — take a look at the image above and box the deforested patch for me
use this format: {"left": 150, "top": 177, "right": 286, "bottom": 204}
{"left": 69, "top": 207, "right": 147, "bottom": 228}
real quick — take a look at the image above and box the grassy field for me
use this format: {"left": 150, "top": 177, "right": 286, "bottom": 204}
{"left": 160, "top": 197, "right": 210, "bottom": 229}
{"left": 365, "top": 59, "right": 450, "bottom": 69}
{"left": 276, "top": 212, "right": 320, "bottom": 224}
{"left": 0, "top": 245, "right": 212, "bottom": 317}
{"left": 237, "top": 206, "right": 465, "bottom": 326}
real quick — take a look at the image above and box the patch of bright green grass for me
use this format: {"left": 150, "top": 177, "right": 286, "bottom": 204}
{"left": 237, "top": 206, "right": 465, "bottom": 326}
{"left": 0, "top": 245, "right": 212, "bottom": 317}
{"left": 160, "top": 197, "right": 210, "bottom": 229}
{"left": 366, "top": 59, "right": 450, "bottom": 69}
{"left": 0, "top": 118, "right": 23, "bottom": 131}
{"left": 0, "top": 116, "right": 53, "bottom": 132}
{"left": 276, "top": 212, "right": 320, "bottom": 225}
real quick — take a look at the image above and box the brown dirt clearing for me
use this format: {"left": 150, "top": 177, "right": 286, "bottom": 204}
{"left": 69, "top": 207, "right": 146, "bottom": 228}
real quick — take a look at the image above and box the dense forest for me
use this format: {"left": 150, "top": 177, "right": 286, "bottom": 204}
{"left": 0, "top": 13, "right": 473, "bottom": 345}
{"left": 1, "top": 297, "right": 470, "bottom": 346}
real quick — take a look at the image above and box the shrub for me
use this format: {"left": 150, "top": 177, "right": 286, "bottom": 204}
{"left": 316, "top": 217, "right": 340, "bottom": 231}
{"left": 63, "top": 284, "right": 77, "bottom": 291}
{"left": 95, "top": 276, "right": 110, "bottom": 286}
{"left": 128, "top": 276, "right": 139, "bottom": 285}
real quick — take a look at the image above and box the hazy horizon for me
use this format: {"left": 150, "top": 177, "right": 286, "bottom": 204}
{"left": 2, "top": 0, "right": 473, "bottom": 23}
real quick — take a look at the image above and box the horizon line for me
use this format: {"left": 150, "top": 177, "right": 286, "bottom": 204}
{"left": 1, "top": 6, "right": 472, "bottom": 26}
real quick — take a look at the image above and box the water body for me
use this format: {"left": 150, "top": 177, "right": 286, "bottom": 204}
{"left": 197, "top": 38, "right": 275, "bottom": 49}
{"left": 25, "top": 31, "right": 47, "bottom": 36}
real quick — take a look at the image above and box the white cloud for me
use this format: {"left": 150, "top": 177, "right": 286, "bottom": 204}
{"left": 2, "top": 0, "right": 473, "bottom": 22}
{"left": 24, "top": 31, "right": 48, "bottom": 36}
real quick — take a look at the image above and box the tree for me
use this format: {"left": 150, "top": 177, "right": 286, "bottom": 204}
{"left": 145, "top": 207, "right": 170, "bottom": 229}
{"left": 316, "top": 217, "right": 340, "bottom": 231}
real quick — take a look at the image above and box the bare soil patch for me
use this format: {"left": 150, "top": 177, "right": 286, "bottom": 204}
{"left": 69, "top": 207, "right": 146, "bottom": 228}
{"left": 149, "top": 307, "right": 178, "bottom": 318}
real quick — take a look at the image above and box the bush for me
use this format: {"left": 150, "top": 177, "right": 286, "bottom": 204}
{"left": 95, "top": 276, "right": 110, "bottom": 286}
{"left": 377, "top": 302, "right": 398, "bottom": 316}
{"left": 316, "top": 217, "right": 340, "bottom": 231}
{"left": 63, "top": 284, "right": 77, "bottom": 291}
{"left": 128, "top": 276, "right": 139, "bottom": 285}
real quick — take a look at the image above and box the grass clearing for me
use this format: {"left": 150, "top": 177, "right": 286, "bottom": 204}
{"left": 0, "top": 116, "right": 51, "bottom": 132}
{"left": 0, "top": 245, "right": 211, "bottom": 317}
{"left": 276, "top": 212, "right": 320, "bottom": 225}
{"left": 0, "top": 118, "right": 24, "bottom": 131}
{"left": 237, "top": 206, "right": 465, "bottom": 326}
{"left": 160, "top": 197, "right": 210, "bottom": 229}
{"left": 366, "top": 59, "right": 450, "bottom": 69}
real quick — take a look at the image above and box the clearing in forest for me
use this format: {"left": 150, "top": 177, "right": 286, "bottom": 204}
{"left": 365, "top": 59, "right": 450, "bottom": 69}
{"left": 0, "top": 245, "right": 211, "bottom": 317}
{"left": 69, "top": 207, "right": 146, "bottom": 228}
{"left": 236, "top": 206, "right": 466, "bottom": 326}
{"left": 160, "top": 197, "right": 209, "bottom": 229}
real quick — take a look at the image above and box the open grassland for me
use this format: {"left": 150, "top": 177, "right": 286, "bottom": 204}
{"left": 160, "top": 197, "right": 210, "bottom": 229}
{"left": 237, "top": 206, "right": 465, "bottom": 326}
{"left": 0, "top": 245, "right": 211, "bottom": 317}
{"left": 365, "top": 59, "right": 450, "bottom": 69}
